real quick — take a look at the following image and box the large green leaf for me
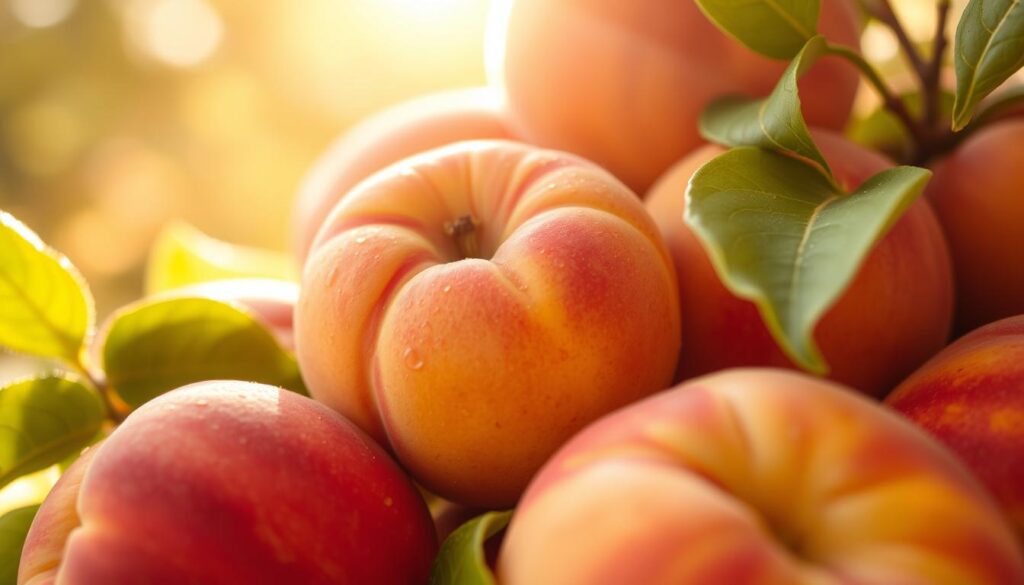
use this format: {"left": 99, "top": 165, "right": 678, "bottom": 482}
{"left": 686, "top": 148, "right": 931, "bottom": 373}
{"left": 0, "top": 376, "right": 104, "bottom": 490}
{"left": 700, "top": 35, "right": 830, "bottom": 175}
{"left": 0, "top": 212, "right": 93, "bottom": 365}
{"left": 101, "top": 297, "right": 305, "bottom": 408}
{"left": 695, "top": 0, "right": 818, "bottom": 59}
{"left": 145, "top": 222, "right": 296, "bottom": 296}
{"left": 429, "top": 511, "right": 512, "bottom": 585}
{"left": 0, "top": 505, "right": 39, "bottom": 585}
{"left": 953, "top": 0, "right": 1024, "bottom": 130}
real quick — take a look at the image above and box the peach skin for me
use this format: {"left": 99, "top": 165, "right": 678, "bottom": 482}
{"left": 926, "top": 119, "right": 1024, "bottom": 333}
{"left": 645, "top": 129, "right": 953, "bottom": 397}
{"left": 18, "top": 381, "right": 437, "bottom": 585}
{"left": 490, "top": 0, "right": 861, "bottom": 192}
{"left": 499, "top": 369, "right": 1024, "bottom": 585}
{"left": 296, "top": 140, "right": 681, "bottom": 508}
{"left": 291, "top": 87, "right": 516, "bottom": 264}
{"left": 887, "top": 315, "right": 1024, "bottom": 541}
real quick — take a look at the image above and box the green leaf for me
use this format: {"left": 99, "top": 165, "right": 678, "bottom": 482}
{"left": 101, "top": 297, "right": 306, "bottom": 408}
{"left": 0, "top": 376, "right": 104, "bottom": 490}
{"left": 0, "top": 505, "right": 39, "bottom": 585}
{"left": 700, "top": 36, "right": 831, "bottom": 176}
{"left": 0, "top": 212, "right": 93, "bottom": 365}
{"left": 686, "top": 148, "right": 931, "bottom": 373}
{"left": 952, "top": 0, "right": 1024, "bottom": 130}
{"left": 695, "top": 0, "right": 819, "bottom": 59}
{"left": 145, "top": 222, "right": 297, "bottom": 296}
{"left": 429, "top": 511, "right": 512, "bottom": 585}
{"left": 971, "top": 83, "right": 1024, "bottom": 127}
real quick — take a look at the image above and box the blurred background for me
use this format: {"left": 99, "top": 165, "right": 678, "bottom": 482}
{"left": 0, "top": 0, "right": 495, "bottom": 316}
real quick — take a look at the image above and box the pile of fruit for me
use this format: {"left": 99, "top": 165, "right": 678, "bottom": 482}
{"left": 2, "top": 0, "right": 1023, "bottom": 583}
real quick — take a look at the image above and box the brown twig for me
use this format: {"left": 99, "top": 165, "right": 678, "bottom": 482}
{"left": 864, "top": 0, "right": 930, "bottom": 87}
{"left": 924, "top": 0, "right": 953, "bottom": 128}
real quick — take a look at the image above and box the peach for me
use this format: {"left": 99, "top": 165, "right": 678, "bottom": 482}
{"left": 18, "top": 381, "right": 437, "bottom": 585}
{"left": 645, "top": 129, "right": 953, "bottom": 397}
{"left": 886, "top": 315, "right": 1024, "bottom": 540}
{"left": 499, "top": 369, "right": 1024, "bottom": 585}
{"left": 926, "top": 119, "right": 1024, "bottom": 332}
{"left": 296, "top": 140, "right": 680, "bottom": 508}
{"left": 291, "top": 87, "right": 516, "bottom": 263}
{"left": 490, "top": 0, "right": 862, "bottom": 193}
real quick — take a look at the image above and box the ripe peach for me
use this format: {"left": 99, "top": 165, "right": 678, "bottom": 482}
{"left": 926, "top": 119, "right": 1024, "bottom": 332}
{"left": 886, "top": 315, "right": 1024, "bottom": 540}
{"left": 645, "top": 130, "right": 953, "bottom": 397}
{"left": 18, "top": 381, "right": 437, "bottom": 585}
{"left": 291, "top": 88, "right": 516, "bottom": 263}
{"left": 491, "top": 0, "right": 862, "bottom": 192}
{"left": 499, "top": 369, "right": 1024, "bottom": 585}
{"left": 296, "top": 140, "right": 680, "bottom": 508}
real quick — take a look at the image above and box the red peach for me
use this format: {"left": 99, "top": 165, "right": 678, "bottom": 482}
{"left": 887, "top": 315, "right": 1024, "bottom": 541}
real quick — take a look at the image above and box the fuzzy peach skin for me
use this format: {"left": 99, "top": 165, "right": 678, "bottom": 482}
{"left": 926, "top": 120, "right": 1024, "bottom": 333}
{"left": 18, "top": 444, "right": 99, "bottom": 585}
{"left": 887, "top": 315, "right": 1024, "bottom": 541}
{"left": 18, "top": 381, "right": 437, "bottom": 585}
{"left": 499, "top": 369, "right": 1024, "bottom": 585}
{"left": 291, "top": 87, "right": 516, "bottom": 263}
{"left": 296, "top": 140, "right": 681, "bottom": 508}
{"left": 645, "top": 129, "right": 953, "bottom": 397}
{"left": 489, "top": 0, "right": 861, "bottom": 193}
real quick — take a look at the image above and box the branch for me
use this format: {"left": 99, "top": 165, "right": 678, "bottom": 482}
{"left": 827, "top": 43, "right": 929, "bottom": 159}
{"left": 924, "top": 0, "right": 952, "bottom": 127}
{"left": 863, "top": 0, "right": 930, "bottom": 87}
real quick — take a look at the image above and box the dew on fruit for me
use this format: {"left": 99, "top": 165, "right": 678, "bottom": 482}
{"left": 196, "top": 399, "right": 209, "bottom": 407}
{"left": 355, "top": 236, "right": 367, "bottom": 244}
{"left": 443, "top": 284, "right": 452, "bottom": 293}
{"left": 403, "top": 347, "right": 424, "bottom": 370}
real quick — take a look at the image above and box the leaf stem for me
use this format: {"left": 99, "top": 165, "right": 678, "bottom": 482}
{"left": 71, "top": 355, "right": 127, "bottom": 424}
{"left": 826, "top": 43, "right": 929, "bottom": 158}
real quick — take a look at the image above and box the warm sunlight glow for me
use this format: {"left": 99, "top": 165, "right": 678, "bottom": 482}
{"left": 129, "top": 0, "right": 224, "bottom": 68}
{"left": 9, "top": 0, "right": 77, "bottom": 28}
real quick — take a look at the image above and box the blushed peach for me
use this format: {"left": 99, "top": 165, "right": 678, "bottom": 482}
{"left": 296, "top": 140, "right": 680, "bottom": 508}
{"left": 491, "top": 0, "right": 862, "bottom": 192}
{"left": 500, "top": 369, "right": 1024, "bottom": 584}
{"left": 887, "top": 315, "right": 1024, "bottom": 541}
{"left": 645, "top": 130, "right": 953, "bottom": 397}
{"left": 18, "top": 381, "right": 436, "bottom": 585}
{"left": 291, "top": 88, "right": 516, "bottom": 263}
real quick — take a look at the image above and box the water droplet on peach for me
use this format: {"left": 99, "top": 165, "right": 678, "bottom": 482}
{"left": 403, "top": 347, "right": 424, "bottom": 370}
{"left": 443, "top": 284, "right": 452, "bottom": 293}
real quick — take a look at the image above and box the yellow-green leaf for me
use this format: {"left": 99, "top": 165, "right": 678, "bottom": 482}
{"left": 101, "top": 297, "right": 305, "bottom": 408}
{"left": 145, "top": 222, "right": 296, "bottom": 296}
{"left": 0, "top": 505, "right": 39, "bottom": 585}
{"left": 0, "top": 212, "right": 93, "bottom": 365}
{"left": 429, "top": 511, "right": 511, "bottom": 585}
{"left": 0, "top": 376, "right": 103, "bottom": 490}
{"left": 686, "top": 148, "right": 931, "bottom": 373}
